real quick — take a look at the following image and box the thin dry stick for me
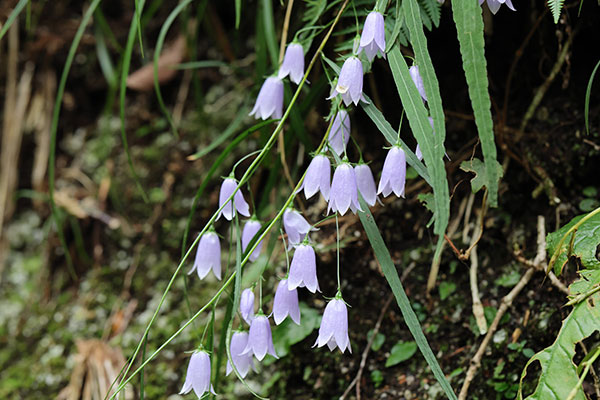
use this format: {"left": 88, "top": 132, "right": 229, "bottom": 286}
{"left": 427, "top": 195, "right": 468, "bottom": 293}
{"left": 469, "top": 203, "right": 487, "bottom": 334}
{"left": 458, "top": 216, "right": 546, "bottom": 400}
{"left": 277, "top": 0, "right": 297, "bottom": 191}
{"left": 340, "top": 263, "right": 417, "bottom": 400}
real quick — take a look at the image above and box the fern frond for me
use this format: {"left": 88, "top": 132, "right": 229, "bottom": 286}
{"left": 548, "top": 0, "right": 565, "bottom": 24}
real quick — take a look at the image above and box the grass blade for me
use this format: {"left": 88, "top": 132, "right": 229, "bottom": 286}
{"left": 584, "top": 58, "right": 600, "bottom": 135}
{"left": 0, "top": 0, "right": 28, "bottom": 41}
{"left": 358, "top": 197, "right": 457, "bottom": 400}
{"left": 49, "top": 0, "right": 104, "bottom": 280}
{"left": 451, "top": 0, "right": 500, "bottom": 207}
{"left": 119, "top": 0, "right": 149, "bottom": 202}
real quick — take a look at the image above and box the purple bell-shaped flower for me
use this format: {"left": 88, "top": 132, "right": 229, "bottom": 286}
{"left": 377, "top": 146, "right": 406, "bottom": 198}
{"left": 189, "top": 231, "right": 221, "bottom": 280}
{"left": 328, "top": 110, "right": 351, "bottom": 156}
{"left": 250, "top": 76, "right": 284, "bottom": 120}
{"left": 240, "top": 288, "right": 255, "bottom": 324}
{"left": 226, "top": 331, "right": 255, "bottom": 378}
{"left": 283, "top": 208, "right": 313, "bottom": 247}
{"left": 242, "top": 313, "right": 278, "bottom": 361}
{"left": 354, "top": 163, "right": 378, "bottom": 207}
{"left": 480, "top": 0, "right": 516, "bottom": 14}
{"left": 288, "top": 243, "right": 320, "bottom": 293}
{"left": 328, "top": 56, "right": 364, "bottom": 106}
{"left": 328, "top": 162, "right": 362, "bottom": 215}
{"left": 409, "top": 65, "right": 427, "bottom": 103}
{"left": 217, "top": 177, "right": 251, "bottom": 221}
{"left": 278, "top": 42, "right": 305, "bottom": 84}
{"left": 358, "top": 11, "right": 386, "bottom": 62}
{"left": 273, "top": 278, "right": 301, "bottom": 325}
{"left": 241, "top": 219, "right": 263, "bottom": 262}
{"left": 298, "top": 154, "right": 331, "bottom": 201}
{"left": 180, "top": 350, "right": 216, "bottom": 397}
{"left": 314, "top": 295, "right": 352, "bottom": 353}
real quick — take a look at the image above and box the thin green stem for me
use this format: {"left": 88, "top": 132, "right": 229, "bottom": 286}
{"left": 110, "top": 1, "right": 350, "bottom": 396}
{"left": 336, "top": 213, "right": 341, "bottom": 290}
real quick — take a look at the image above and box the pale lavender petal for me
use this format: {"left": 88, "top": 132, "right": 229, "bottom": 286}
{"left": 250, "top": 76, "right": 284, "bottom": 120}
{"left": 283, "top": 209, "right": 313, "bottom": 246}
{"left": 334, "top": 57, "right": 364, "bottom": 106}
{"left": 355, "top": 164, "right": 378, "bottom": 207}
{"left": 242, "top": 315, "right": 278, "bottom": 361}
{"left": 190, "top": 232, "right": 221, "bottom": 280}
{"left": 241, "top": 220, "right": 263, "bottom": 261}
{"left": 328, "top": 110, "right": 351, "bottom": 156}
{"left": 359, "top": 12, "right": 385, "bottom": 61}
{"left": 240, "top": 288, "right": 255, "bottom": 324}
{"left": 218, "top": 178, "right": 250, "bottom": 221}
{"left": 278, "top": 43, "right": 305, "bottom": 84}
{"left": 329, "top": 163, "right": 362, "bottom": 216}
{"left": 486, "top": 0, "right": 502, "bottom": 13}
{"left": 288, "top": 244, "right": 319, "bottom": 293}
{"left": 300, "top": 154, "right": 330, "bottom": 200}
{"left": 377, "top": 146, "right": 406, "bottom": 198}
{"left": 226, "top": 331, "right": 254, "bottom": 377}
{"left": 273, "top": 279, "right": 301, "bottom": 325}
{"left": 314, "top": 298, "right": 351, "bottom": 353}
{"left": 409, "top": 65, "right": 427, "bottom": 102}
{"left": 180, "top": 351, "right": 212, "bottom": 397}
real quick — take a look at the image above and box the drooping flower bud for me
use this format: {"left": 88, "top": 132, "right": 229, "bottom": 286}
{"left": 327, "top": 57, "right": 364, "bottom": 106}
{"left": 180, "top": 350, "right": 216, "bottom": 397}
{"left": 217, "top": 177, "right": 251, "bottom": 221}
{"left": 299, "top": 154, "right": 331, "bottom": 201}
{"left": 314, "top": 296, "right": 352, "bottom": 353}
{"left": 189, "top": 231, "right": 221, "bottom": 280}
{"left": 328, "top": 162, "right": 362, "bottom": 215}
{"left": 377, "top": 146, "right": 407, "bottom": 198}
{"left": 328, "top": 110, "right": 351, "bottom": 156}
{"left": 278, "top": 42, "right": 305, "bottom": 84}
{"left": 479, "top": 0, "right": 516, "bottom": 14}
{"left": 283, "top": 208, "right": 313, "bottom": 247}
{"left": 354, "top": 163, "right": 378, "bottom": 207}
{"left": 409, "top": 65, "right": 427, "bottom": 103}
{"left": 226, "top": 331, "right": 255, "bottom": 378}
{"left": 241, "top": 219, "right": 263, "bottom": 262}
{"left": 240, "top": 288, "right": 255, "bottom": 324}
{"left": 249, "top": 76, "right": 284, "bottom": 120}
{"left": 288, "top": 244, "right": 320, "bottom": 293}
{"left": 358, "top": 11, "right": 386, "bottom": 62}
{"left": 273, "top": 278, "right": 301, "bottom": 325}
{"left": 242, "top": 313, "right": 278, "bottom": 361}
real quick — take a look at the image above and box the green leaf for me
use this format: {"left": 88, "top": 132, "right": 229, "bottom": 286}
{"left": 518, "top": 291, "right": 600, "bottom": 400}
{"left": 400, "top": 0, "right": 449, "bottom": 238}
{"left": 271, "top": 303, "right": 321, "bottom": 358}
{"left": 0, "top": 0, "right": 28, "bottom": 41}
{"left": 358, "top": 198, "right": 457, "bottom": 399}
{"left": 386, "top": 341, "right": 417, "bottom": 367}
{"left": 548, "top": 0, "right": 565, "bottom": 24}
{"left": 371, "top": 370, "right": 384, "bottom": 388}
{"left": 584, "top": 58, "right": 600, "bottom": 135}
{"left": 439, "top": 281, "right": 456, "bottom": 300}
{"left": 460, "top": 158, "right": 504, "bottom": 194}
{"left": 569, "top": 269, "right": 600, "bottom": 297}
{"left": 451, "top": 0, "right": 500, "bottom": 207}
{"left": 546, "top": 211, "right": 600, "bottom": 274}
{"left": 368, "top": 330, "right": 386, "bottom": 351}
{"left": 388, "top": 45, "right": 449, "bottom": 237}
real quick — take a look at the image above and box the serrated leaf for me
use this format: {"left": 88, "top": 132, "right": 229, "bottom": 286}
{"left": 460, "top": 158, "right": 504, "bottom": 194}
{"left": 303, "top": 0, "right": 327, "bottom": 25}
{"left": 386, "top": 341, "right": 417, "bottom": 367}
{"left": 569, "top": 269, "right": 600, "bottom": 297}
{"left": 518, "top": 291, "right": 600, "bottom": 400}
{"left": 548, "top": 0, "right": 565, "bottom": 24}
{"left": 418, "top": 0, "right": 441, "bottom": 28}
{"left": 451, "top": 0, "right": 500, "bottom": 207}
{"left": 546, "top": 211, "right": 600, "bottom": 274}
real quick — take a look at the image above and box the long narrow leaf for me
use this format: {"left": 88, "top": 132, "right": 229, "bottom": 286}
{"left": 451, "top": 0, "right": 500, "bottom": 206}
{"left": 388, "top": 45, "right": 448, "bottom": 237}
{"left": 584, "top": 58, "right": 600, "bottom": 135}
{"left": 0, "top": 0, "right": 28, "bottom": 41}
{"left": 358, "top": 198, "right": 457, "bottom": 400}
